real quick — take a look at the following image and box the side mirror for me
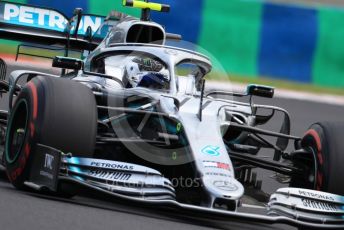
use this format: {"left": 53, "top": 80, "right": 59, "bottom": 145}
{"left": 52, "top": 56, "right": 83, "bottom": 70}
{"left": 246, "top": 84, "right": 274, "bottom": 98}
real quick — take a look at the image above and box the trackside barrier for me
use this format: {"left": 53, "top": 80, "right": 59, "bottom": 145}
{"left": 0, "top": 0, "right": 343, "bottom": 88}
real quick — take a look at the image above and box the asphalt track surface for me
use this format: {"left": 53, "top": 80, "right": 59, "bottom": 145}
{"left": 0, "top": 62, "right": 344, "bottom": 230}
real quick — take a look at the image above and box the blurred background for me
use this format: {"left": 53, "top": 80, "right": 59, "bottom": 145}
{"left": 0, "top": 3, "right": 344, "bottom": 229}
{"left": 1, "top": 0, "right": 344, "bottom": 94}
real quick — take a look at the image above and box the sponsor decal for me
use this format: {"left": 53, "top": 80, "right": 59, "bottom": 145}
{"left": 205, "top": 172, "right": 231, "bottom": 178}
{"left": 88, "top": 170, "right": 132, "bottom": 181}
{"left": 213, "top": 180, "right": 238, "bottom": 191}
{"left": 202, "top": 145, "right": 220, "bottom": 157}
{"left": 203, "top": 161, "right": 230, "bottom": 170}
{"left": 0, "top": 3, "right": 108, "bottom": 37}
{"left": 301, "top": 198, "right": 339, "bottom": 211}
{"left": 39, "top": 170, "right": 53, "bottom": 180}
{"left": 39, "top": 153, "right": 55, "bottom": 179}
{"left": 44, "top": 153, "right": 54, "bottom": 170}
{"left": 298, "top": 190, "right": 335, "bottom": 202}
{"left": 90, "top": 161, "right": 134, "bottom": 170}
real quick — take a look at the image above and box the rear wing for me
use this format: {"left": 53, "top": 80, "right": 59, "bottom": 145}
{"left": 0, "top": 1, "right": 114, "bottom": 51}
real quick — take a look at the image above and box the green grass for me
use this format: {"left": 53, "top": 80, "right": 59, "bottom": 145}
{"left": 207, "top": 74, "right": 344, "bottom": 96}
{"left": 0, "top": 40, "right": 83, "bottom": 59}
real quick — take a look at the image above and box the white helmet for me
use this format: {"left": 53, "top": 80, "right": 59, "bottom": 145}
{"left": 124, "top": 57, "right": 166, "bottom": 88}
{"left": 125, "top": 61, "right": 142, "bottom": 87}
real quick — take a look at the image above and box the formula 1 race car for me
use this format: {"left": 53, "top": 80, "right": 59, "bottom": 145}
{"left": 0, "top": 1, "right": 343, "bottom": 229}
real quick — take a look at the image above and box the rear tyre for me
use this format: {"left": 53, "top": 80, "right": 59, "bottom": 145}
{"left": 300, "top": 122, "right": 344, "bottom": 195}
{"left": 5, "top": 76, "right": 97, "bottom": 196}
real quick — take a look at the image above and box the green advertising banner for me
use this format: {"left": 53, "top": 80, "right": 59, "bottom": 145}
{"left": 198, "top": 0, "right": 262, "bottom": 78}
{"left": 313, "top": 7, "right": 344, "bottom": 87}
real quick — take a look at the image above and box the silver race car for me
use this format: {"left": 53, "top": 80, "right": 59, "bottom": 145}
{"left": 0, "top": 1, "right": 343, "bottom": 229}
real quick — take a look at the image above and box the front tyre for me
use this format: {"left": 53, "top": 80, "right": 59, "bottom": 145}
{"left": 5, "top": 76, "right": 97, "bottom": 193}
{"left": 300, "top": 122, "right": 344, "bottom": 195}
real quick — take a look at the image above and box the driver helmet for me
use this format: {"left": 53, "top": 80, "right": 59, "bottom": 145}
{"left": 125, "top": 61, "right": 142, "bottom": 87}
{"left": 124, "top": 57, "right": 165, "bottom": 88}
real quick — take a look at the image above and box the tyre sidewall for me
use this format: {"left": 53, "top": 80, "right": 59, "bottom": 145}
{"left": 302, "top": 122, "right": 344, "bottom": 194}
{"left": 4, "top": 80, "right": 42, "bottom": 188}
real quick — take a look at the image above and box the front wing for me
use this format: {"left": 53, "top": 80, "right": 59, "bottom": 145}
{"left": 23, "top": 144, "right": 344, "bottom": 229}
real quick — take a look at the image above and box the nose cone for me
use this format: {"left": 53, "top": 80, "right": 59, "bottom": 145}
{"left": 203, "top": 175, "right": 244, "bottom": 202}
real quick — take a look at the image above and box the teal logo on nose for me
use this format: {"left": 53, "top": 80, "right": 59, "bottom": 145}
{"left": 202, "top": 145, "right": 220, "bottom": 156}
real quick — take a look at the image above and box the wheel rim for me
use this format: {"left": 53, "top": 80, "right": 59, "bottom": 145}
{"left": 307, "top": 146, "right": 318, "bottom": 190}
{"left": 291, "top": 134, "right": 320, "bottom": 190}
{"left": 5, "top": 99, "right": 29, "bottom": 164}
